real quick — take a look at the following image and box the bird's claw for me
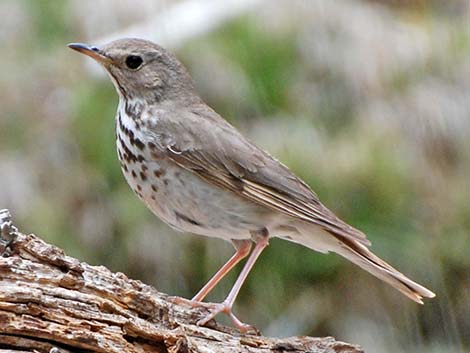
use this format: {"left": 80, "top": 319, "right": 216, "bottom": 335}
{"left": 196, "top": 300, "right": 257, "bottom": 333}
{"left": 196, "top": 301, "right": 228, "bottom": 326}
{"left": 169, "top": 297, "right": 258, "bottom": 333}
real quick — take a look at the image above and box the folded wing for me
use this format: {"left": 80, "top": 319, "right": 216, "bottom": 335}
{"left": 148, "top": 103, "right": 370, "bottom": 247}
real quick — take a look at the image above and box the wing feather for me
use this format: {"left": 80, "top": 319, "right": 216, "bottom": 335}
{"left": 148, "top": 104, "right": 370, "bottom": 246}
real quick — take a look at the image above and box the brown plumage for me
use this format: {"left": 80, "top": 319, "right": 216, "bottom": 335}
{"left": 68, "top": 38, "right": 435, "bottom": 331}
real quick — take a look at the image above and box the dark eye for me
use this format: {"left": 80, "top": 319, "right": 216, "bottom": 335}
{"left": 125, "top": 55, "right": 143, "bottom": 70}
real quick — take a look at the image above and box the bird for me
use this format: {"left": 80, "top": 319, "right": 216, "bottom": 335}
{"left": 68, "top": 38, "right": 435, "bottom": 331}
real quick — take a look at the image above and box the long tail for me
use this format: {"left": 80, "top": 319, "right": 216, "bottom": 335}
{"left": 289, "top": 224, "right": 435, "bottom": 303}
{"left": 334, "top": 237, "right": 435, "bottom": 303}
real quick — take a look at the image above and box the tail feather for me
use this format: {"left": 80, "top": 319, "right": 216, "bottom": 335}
{"left": 334, "top": 237, "right": 436, "bottom": 303}
{"left": 288, "top": 223, "right": 435, "bottom": 303}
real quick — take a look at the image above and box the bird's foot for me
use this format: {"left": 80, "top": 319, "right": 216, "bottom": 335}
{"left": 169, "top": 297, "right": 258, "bottom": 333}
{"left": 196, "top": 300, "right": 256, "bottom": 333}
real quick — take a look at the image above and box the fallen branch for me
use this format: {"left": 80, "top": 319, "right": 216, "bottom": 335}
{"left": 0, "top": 209, "right": 362, "bottom": 353}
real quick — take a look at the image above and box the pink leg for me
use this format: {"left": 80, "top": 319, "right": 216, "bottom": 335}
{"left": 192, "top": 239, "right": 252, "bottom": 302}
{"left": 197, "top": 232, "right": 269, "bottom": 332}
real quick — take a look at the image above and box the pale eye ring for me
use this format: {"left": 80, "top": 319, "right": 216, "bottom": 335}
{"left": 125, "top": 55, "right": 143, "bottom": 70}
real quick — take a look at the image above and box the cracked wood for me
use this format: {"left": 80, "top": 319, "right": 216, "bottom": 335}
{"left": 0, "top": 209, "right": 362, "bottom": 353}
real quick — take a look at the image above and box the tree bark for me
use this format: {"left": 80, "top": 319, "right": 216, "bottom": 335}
{"left": 0, "top": 209, "right": 362, "bottom": 353}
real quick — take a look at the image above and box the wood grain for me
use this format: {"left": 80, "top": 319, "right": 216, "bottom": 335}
{"left": 0, "top": 209, "right": 362, "bottom": 353}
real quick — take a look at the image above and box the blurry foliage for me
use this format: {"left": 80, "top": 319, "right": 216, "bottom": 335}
{"left": 72, "top": 82, "right": 119, "bottom": 184}
{"left": 0, "top": 1, "right": 468, "bottom": 352}
{"left": 212, "top": 19, "right": 297, "bottom": 115}
{"left": 29, "top": 0, "right": 71, "bottom": 49}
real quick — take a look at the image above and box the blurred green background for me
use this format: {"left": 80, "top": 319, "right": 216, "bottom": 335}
{"left": 0, "top": 1, "right": 469, "bottom": 352}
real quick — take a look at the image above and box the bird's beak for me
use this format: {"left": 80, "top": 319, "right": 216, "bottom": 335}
{"left": 67, "top": 43, "right": 111, "bottom": 64}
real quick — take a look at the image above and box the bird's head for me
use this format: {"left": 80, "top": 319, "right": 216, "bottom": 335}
{"left": 68, "top": 38, "right": 196, "bottom": 103}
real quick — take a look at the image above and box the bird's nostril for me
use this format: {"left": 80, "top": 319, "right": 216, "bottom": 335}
{"left": 91, "top": 46, "right": 99, "bottom": 52}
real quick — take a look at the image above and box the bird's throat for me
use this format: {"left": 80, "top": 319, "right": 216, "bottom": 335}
{"left": 118, "top": 98, "right": 145, "bottom": 123}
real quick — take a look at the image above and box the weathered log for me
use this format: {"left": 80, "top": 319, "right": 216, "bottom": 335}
{"left": 0, "top": 209, "right": 362, "bottom": 353}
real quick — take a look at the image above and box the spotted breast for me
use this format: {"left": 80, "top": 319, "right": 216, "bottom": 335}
{"left": 115, "top": 102, "right": 273, "bottom": 241}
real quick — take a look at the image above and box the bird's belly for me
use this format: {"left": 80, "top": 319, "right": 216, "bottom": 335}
{"left": 118, "top": 152, "right": 271, "bottom": 240}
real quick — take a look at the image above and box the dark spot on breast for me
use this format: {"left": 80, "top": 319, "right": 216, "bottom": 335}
{"left": 119, "top": 137, "right": 138, "bottom": 164}
{"left": 163, "top": 179, "right": 169, "bottom": 186}
{"left": 175, "top": 211, "right": 201, "bottom": 226}
{"left": 137, "top": 154, "right": 145, "bottom": 163}
{"left": 151, "top": 195, "right": 156, "bottom": 201}
{"left": 137, "top": 184, "right": 142, "bottom": 191}
{"left": 140, "top": 171, "right": 147, "bottom": 181}
{"left": 118, "top": 116, "right": 129, "bottom": 137}
{"left": 131, "top": 170, "right": 137, "bottom": 178}
{"left": 123, "top": 164, "right": 128, "bottom": 172}
{"left": 117, "top": 112, "right": 124, "bottom": 132}
{"left": 153, "top": 169, "right": 164, "bottom": 178}
{"left": 141, "top": 164, "right": 148, "bottom": 172}
{"left": 125, "top": 129, "right": 145, "bottom": 151}
{"left": 151, "top": 184, "right": 158, "bottom": 192}
{"left": 135, "top": 138, "right": 145, "bottom": 151}
{"left": 148, "top": 142, "right": 156, "bottom": 150}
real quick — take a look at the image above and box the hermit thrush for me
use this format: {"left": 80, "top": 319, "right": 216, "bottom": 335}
{"left": 68, "top": 38, "right": 435, "bottom": 331}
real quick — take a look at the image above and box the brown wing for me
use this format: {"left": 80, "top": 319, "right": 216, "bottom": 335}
{"left": 150, "top": 103, "right": 370, "bottom": 246}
